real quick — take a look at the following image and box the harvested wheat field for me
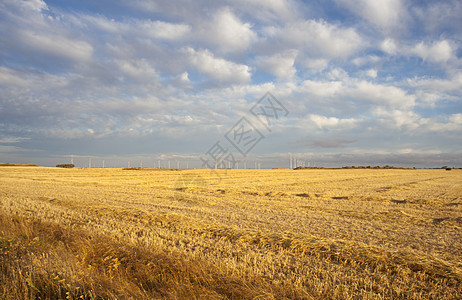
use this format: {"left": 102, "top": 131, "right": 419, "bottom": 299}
{"left": 0, "top": 166, "right": 461, "bottom": 299}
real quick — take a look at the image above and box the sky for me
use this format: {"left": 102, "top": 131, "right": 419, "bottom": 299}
{"left": 0, "top": 0, "right": 461, "bottom": 168}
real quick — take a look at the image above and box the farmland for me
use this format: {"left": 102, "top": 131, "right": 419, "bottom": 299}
{"left": 0, "top": 167, "right": 461, "bottom": 299}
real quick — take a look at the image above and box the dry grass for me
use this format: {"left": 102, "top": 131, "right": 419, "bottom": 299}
{"left": 0, "top": 167, "right": 461, "bottom": 299}
{"left": 0, "top": 163, "right": 38, "bottom": 167}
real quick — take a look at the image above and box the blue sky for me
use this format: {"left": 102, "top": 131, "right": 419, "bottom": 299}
{"left": 0, "top": 0, "right": 461, "bottom": 168}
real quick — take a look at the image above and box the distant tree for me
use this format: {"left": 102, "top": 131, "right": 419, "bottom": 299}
{"left": 56, "top": 164, "right": 75, "bottom": 168}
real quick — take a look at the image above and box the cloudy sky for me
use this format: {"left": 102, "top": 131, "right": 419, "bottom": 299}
{"left": 0, "top": 0, "right": 461, "bottom": 168}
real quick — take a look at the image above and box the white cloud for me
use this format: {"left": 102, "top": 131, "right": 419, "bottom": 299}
{"left": 1, "top": 1, "right": 94, "bottom": 64}
{"left": 327, "top": 68, "right": 348, "bottom": 80}
{"left": 301, "top": 58, "right": 329, "bottom": 71}
{"left": 171, "top": 72, "right": 191, "bottom": 89}
{"left": 232, "top": 0, "right": 297, "bottom": 21}
{"left": 296, "top": 77, "right": 416, "bottom": 113}
{"left": 411, "top": 40, "right": 455, "bottom": 64}
{"left": 414, "top": 91, "right": 443, "bottom": 107}
{"left": 19, "top": 30, "right": 93, "bottom": 62}
{"left": 18, "top": 0, "right": 48, "bottom": 12}
{"left": 178, "top": 72, "right": 189, "bottom": 82}
{"left": 335, "top": 0, "right": 406, "bottom": 32}
{"left": 116, "top": 58, "right": 157, "bottom": 79}
{"left": 79, "top": 15, "right": 191, "bottom": 40}
{"left": 352, "top": 55, "right": 381, "bottom": 66}
{"left": 397, "top": 148, "right": 442, "bottom": 155}
{"left": 373, "top": 108, "right": 421, "bottom": 130}
{"left": 140, "top": 20, "right": 191, "bottom": 40}
{"left": 256, "top": 49, "right": 298, "bottom": 79}
{"left": 370, "top": 109, "right": 462, "bottom": 134}
{"left": 449, "top": 113, "right": 462, "bottom": 124}
{"left": 381, "top": 38, "right": 397, "bottom": 54}
{"left": 0, "top": 66, "right": 68, "bottom": 89}
{"left": 208, "top": 82, "right": 276, "bottom": 101}
{"left": 300, "top": 80, "right": 343, "bottom": 97}
{"left": 411, "top": 0, "right": 462, "bottom": 39}
{"left": 409, "top": 72, "right": 462, "bottom": 92}
{"left": 408, "top": 72, "right": 462, "bottom": 105}
{"left": 184, "top": 47, "right": 251, "bottom": 83}
{"left": 0, "top": 66, "right": 29, "bottom": 87}
{"left": 425, "top": 113, "right": 462, "bottom": 132}
{"left": 197, "top": 7, "right": 257, "bottom": 52}
{"left": 366, "top": 69, "right": 377, "bottom": 78}
{"left": 275, "top": 19, "right": 364, "bottom": 59}
{"left": 347, "top": 80, "right": 416, "bottom": 109}
{"left": 308, "top": 114, "right": 359, "bottom": 129}
{"left": 79, "top": 15, "right": 123, "bottom": 33}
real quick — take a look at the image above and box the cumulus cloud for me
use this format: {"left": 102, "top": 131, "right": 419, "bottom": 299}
{"left": 25, "top": 0, "right": 47, "bottom": 11}
{"left": 301, "top": 58, "right": 329, "bottom": 71}
{"left": 184, "top": 47, "right": 251, "bottom": 83}
{"left": 366, "top": 69, "right": 377, "bottom": 78}
{"left": 427, "top": 113, "right": 462, "bottom": 132}
{"left": 411, "top": 40, "right": 455, "bottom": 64}
{"left": 372, "top": 108, "right": 422, "bottom": 130}
{"left": 256, "top": 49, "right": 298, "bottom": 79}
{"left": 411, "top": 0, "right": 462, "bottom": 39}
{"left": 141, "top": 20, "right": 191, "bottom": 40}
{"left": 8, "top": 0, "right": 48, "bottom": 12}
{"left": 299, "top": 80, "right": 343, "bottom": 97}
{"left": 352, "top": 55, "right": 381, "bottom": 67}
{"left": 407, "top": 72, "right": 462, "bottom": 106}
{"left": 116, "top": 58, "right": 157, "bottom": 79}
{"left": 82, "top": 16, "right": 191, "bottom": 40}
{"left": 308, "top": 114, "right": 359, "bottom": 130}
{"left": 381, "top": 38, "right": 397, "bottom": 54}
{"left": 231, "top": 0, "right": 298, "bottom": 22}
{"left": 335, "top": 0, "right": 407, "bottom": 33}
{"left": 297, "top": 77, "right": 416, "bottom": 113}
{"left": 171, "top": 72, "right": 192, "bottom": 89}
{"left": 19, "top": 30, "right": 93, "bottom": 62}
{"left": 196, "top": 7, "right": 257, "bottom": 52}
{"left": 272, "top": 19, "right": 364, "bottom": 59}
{"left": 346, "top": 80, "right": 416, "bottom": 109}
{"left": 408, "top": 72, "right": 462, "bottom": 93}
{"left": 380, "top": 38, "right": 457, "bottom": 67}
{"left": 0, "top": 1, "right": 95, "bottom": 72}
{"left": 0, "top": 66, "right": 68, "bottom": 92}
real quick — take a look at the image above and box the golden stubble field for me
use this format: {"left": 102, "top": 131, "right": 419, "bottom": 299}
{"left": 0, "top": 166, "right": 461, "bottom": 299}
